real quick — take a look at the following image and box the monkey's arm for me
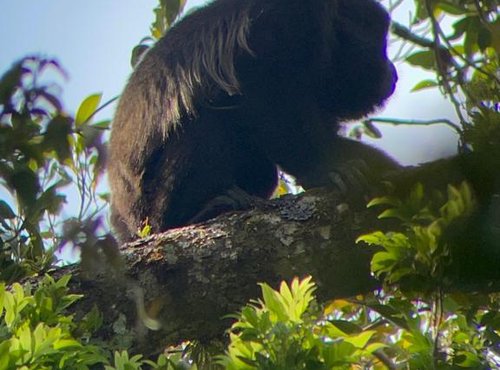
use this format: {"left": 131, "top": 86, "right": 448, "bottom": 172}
{"left": 294, "top": 137, "right": 400, "bottom": 191}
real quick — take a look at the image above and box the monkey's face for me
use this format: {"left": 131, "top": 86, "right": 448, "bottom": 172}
{"left": 319, "top": 0, "right": 397, "bottom": 120}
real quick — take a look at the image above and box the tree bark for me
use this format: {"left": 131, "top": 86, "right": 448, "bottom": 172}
{"left": 44, "top": 156, "right": 500, "bottom": 355}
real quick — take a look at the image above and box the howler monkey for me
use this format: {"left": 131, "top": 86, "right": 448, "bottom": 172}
{"left": 108, "top": 0, "right": 399, "bottom": 242}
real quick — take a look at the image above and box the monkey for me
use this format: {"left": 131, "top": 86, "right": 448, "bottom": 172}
{"left": 108, "top": 0, "right": 400, "bottom": 242}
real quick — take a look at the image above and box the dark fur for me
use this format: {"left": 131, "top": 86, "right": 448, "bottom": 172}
{"left": 108, "top": 0, "right": 399, "bottom": 241}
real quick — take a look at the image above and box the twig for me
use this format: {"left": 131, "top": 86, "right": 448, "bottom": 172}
{"left": 365, "top": 117, "right": 462, "bottom": 134}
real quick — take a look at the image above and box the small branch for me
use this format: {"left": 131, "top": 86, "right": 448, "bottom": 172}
{"left": 391, "top": 21, "right": 435, "bottom": 49}
{"left": 365, "top": 117, "right": 462, "bottom": 134}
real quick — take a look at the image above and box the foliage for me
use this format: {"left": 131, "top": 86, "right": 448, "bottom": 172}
{"left": 348, "top": 2, "right": 500, "bottom": 366}
{"left": 216, "top": 274, "right": 499, "bottom": 369}
{"left": 0, "top": 274, "right": 190, "bottom": 370}
{"left": 359, "top": 182, "right": 476, "bottom": 289}
{"left": 356, "top": 180, "right": 499, "bottom": 368}
{"left": 385, "top": 0, "right": 499, "bottom": 148}
{"left": 218, "top": 277, "right": 386, "bottom": 369}
{"left": 131, "top": 0, "right": 187, "bottom": 66}
{"left": 105, "top": 350, "right": 190, "bottom": 370}
{"left": 0, "top": 56, "right": 117, "bottom": 283}
{"left": 0, "top": 274, "right": 106, "bottom": 369}
{"left": 1, "top": 272, "right": 490, "bottom": 369}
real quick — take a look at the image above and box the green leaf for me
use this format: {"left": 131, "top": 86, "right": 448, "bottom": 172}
{"left": 366, "top": 196, "right": 400, "bottom": 208}
{"left": 436, "top": 2, "right": 464, "bottom": 15}
{"left": 0, "top": 284, "right": 5, "bottom": 315}
{"left": 53, "top": 338, "right": 82, "bottom": 350}
{"left": 477, "top": 26, "right": 492, "bottom": 51}
{"left": 356, "top": 231, "right": 387, "bottom": 245}
{"left": 75, "top": 93, "right": 102, "bottom": 126}
{"left": 329, "top": 320, "right": 362, "bottom": 335}
{"left": 368, "top": 304, "right": 410, "bottom": 330}
{"left": 164, "top": 0, "right": 187, "bottom": 25}
{"left": 371, "top": 251, "right": 396, "bottom": 274}
{"left": 406, "top": 51, "right": 436, "bottom": 70}
{"left": 3, "top": 290, "right": 16, "bottom": 327}
{"left": 411, "top": 79, "right": 438, "bottom": 92}
{"left": 452, "top": 17, "right": 469, "bottom": 38}
{"left": 389, "top": 267, "right": 414, "bottom": 283}
{"left": 17, "top": 323, "right": 33, "bottom": 355}
{"left": 284, "top": 276, "right": 315, "bottom": 321}
{"left": 92, "top": 119, "right": 111, "bottom": 129}
{"left": 464, "top": 17, "right": 480, "bottom": 56}
{"left": 32, "top": 324, "right": 55, "bottom": 358}
{"left": 0, "top": 340, "right": 11, "bottom": 370}
{"left": 455, "top": 351, "right": 481, "bottom": 367}
{"left": 365, "top": 342, "right": 387, "bottom": 353}
{"left": 378, "top": 208, "right": 404, "bottom": 219}
{"left": 55, "top": 274, "right": 71, "bottom": 288}
{"left": 259, "top": 283, "right": 286, "bottom": 321}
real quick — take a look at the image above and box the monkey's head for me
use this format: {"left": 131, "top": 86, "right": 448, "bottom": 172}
{"left": 315, "top": 0, "right": 397, "bottom": 121}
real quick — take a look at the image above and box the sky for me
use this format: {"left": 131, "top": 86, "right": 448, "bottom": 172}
{"left": 0, "top": 0, "right": 459, "bottom": 165}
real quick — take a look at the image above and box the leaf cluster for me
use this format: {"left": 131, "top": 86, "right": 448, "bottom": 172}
{"left": 0, "top": 275, "right": 190, "bottom": 370}
{"left": 0, "top": 275, "right": 105, "bottom": 369}
{"left": 354, "top": 180, "right": 498, "bottom": 368}
{"left": 0, "top": 57, "right": 113, "bottom": 283}
{"left": 218, "top": 275, "right": 499, "bottom": 369}
{"left": 218, "top": 277, "right": 387, "bottom": 369}
{"left": 359, "top": 182, "right": 476, "bottom": 290}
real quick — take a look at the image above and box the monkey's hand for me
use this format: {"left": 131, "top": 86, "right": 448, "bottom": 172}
{"left": 327, "top": 159, "right": 375, "bottom": 194}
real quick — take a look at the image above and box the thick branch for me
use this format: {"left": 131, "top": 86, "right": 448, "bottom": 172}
{"left": 47, "top": 156, "right": 499, "bottom": 355}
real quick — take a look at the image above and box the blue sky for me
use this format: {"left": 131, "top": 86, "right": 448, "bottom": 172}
{"left": 0, "top": 0, "right": 458, "bottom": 164}
{"left": 0, "top": 0, "right": 205, "bottom": 114}
{"left": 1, "top": 0, "right": 148, "bottom": 112}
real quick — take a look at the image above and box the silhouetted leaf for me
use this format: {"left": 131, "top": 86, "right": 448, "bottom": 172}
{"left": 9, "top": 166, "right": 40, "bottom": 209}
{"left": 42, "top": 115, "right": 73, "bottom": 162}
{"left": 0, "top": 201, "right": 15, "bottom": 219}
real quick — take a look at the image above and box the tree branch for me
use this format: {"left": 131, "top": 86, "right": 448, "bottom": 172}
{"left": 41, "top": 155, "right": 500, "bottom": 356}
